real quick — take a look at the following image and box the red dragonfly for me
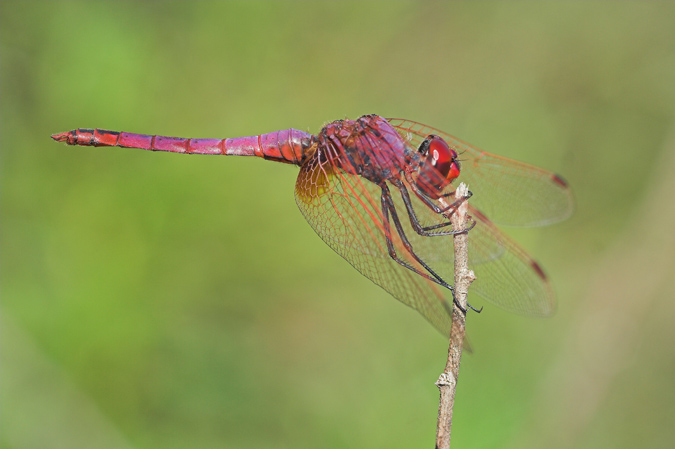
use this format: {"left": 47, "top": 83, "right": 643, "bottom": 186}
{"left": 52, "top": 115, "right": 572, "bottom": 336}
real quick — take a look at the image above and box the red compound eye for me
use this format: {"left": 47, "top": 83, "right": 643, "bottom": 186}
{"left": 415, "top": 135, "right": 460, "bottom": 197}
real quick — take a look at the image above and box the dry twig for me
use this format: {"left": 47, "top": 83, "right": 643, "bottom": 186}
{"left": 435, "top": 183, "right": 476, "bottom": 449}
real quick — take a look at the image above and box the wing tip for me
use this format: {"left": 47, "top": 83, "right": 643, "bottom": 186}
{"left": 551, "top": 173, "right": 569, "bottom": 188}
{"left": 530, "top": 260, "right": 547, "bottom": 281}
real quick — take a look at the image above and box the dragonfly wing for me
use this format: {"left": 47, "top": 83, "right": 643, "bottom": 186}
{"left": 384, "top": 177, "right": 556, "bottom": 316}
{"left": 388, "top": 118, "right": 574, "bottom": 227}
{"left": 295, "top": 147, "right": 555, "bottom": 328}
{"left": 294, "top": 148, "right": 456, "bottom": 336}
{"left": 467, "top": 206, "right": 556, "bottom": 316}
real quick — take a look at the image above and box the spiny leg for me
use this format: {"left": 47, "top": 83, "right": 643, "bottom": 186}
{"left": 393, "top": 177, "right": 476, "bottom": 236}
{"left": 388, "top": 180, "right": 482, "bottom": 314}
{"left": 379, "top": 186, "right": 450, "bottom": 287}
{"left": 379, "top": 184, "right": 463, "bottom": 314}
{"left": 403, "top": 171, "right": 472, "bottom": 216}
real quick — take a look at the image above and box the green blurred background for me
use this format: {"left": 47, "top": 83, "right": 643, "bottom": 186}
{"left": 2, "top": 2, "right": 675, "bottom": 448}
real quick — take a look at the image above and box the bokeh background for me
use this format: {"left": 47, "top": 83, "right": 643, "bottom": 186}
{"left": 3, "top": 2, "right": 675, "bottom": 448}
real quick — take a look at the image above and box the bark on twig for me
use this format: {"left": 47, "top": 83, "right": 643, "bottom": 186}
{"left": 435, "top": 183, "right": 476, "bottom": 449}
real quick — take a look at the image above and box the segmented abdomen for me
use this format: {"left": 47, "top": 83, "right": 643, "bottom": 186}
{"left": 51, "top": 128, "right": 314, "bottom": 165}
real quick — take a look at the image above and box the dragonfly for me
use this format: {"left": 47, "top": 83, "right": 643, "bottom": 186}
{"left": 52, "top": 114, "right": 573, "bottom": 336}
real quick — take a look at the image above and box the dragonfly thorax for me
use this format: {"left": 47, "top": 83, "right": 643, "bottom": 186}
{"left": 316, "top": 115, "right": 412, "bottom": 185}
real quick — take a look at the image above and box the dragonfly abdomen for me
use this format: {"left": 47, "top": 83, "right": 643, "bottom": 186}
{"left": 51, "top": 128, "right": 313, "bottom": 165}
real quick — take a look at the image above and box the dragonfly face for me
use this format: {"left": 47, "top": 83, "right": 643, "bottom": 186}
{"left": 415, "top": 135, "right": 461, "bottom": 199}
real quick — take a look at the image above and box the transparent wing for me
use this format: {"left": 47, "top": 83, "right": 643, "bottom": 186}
{"left": 387, "top": 118, "right": 574, "bottom": 227}
{"left": 385, "top": 177, "right": 556, "bottom": 317}
{"left": 466, "top": 206, "right": 555, "bottom": 315}
{"left": 295, "top": 146, "right": 555, "bottom": 332}
{"left": 294, "top": 148, "right": 457, "bottom": 336}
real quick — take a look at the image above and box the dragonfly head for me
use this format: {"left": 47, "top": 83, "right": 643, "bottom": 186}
{"left": 415, "top": 135, "right": 460, "bottom": 198}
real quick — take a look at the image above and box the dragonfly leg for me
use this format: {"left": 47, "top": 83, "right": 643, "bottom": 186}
{"left": 392, "top": 178, "right": 476, "bottom": 236}
{"left": 403, "top": 171, "right": 473, "bottom": 215}
{"left": 380, "top": 184, "right": 466, "bottom": 314}
{"left": 390, "top": 179, "right": 482, "bottom": 314}
{"left": 468, "top": 303, "right": 483, "bottom": 313}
